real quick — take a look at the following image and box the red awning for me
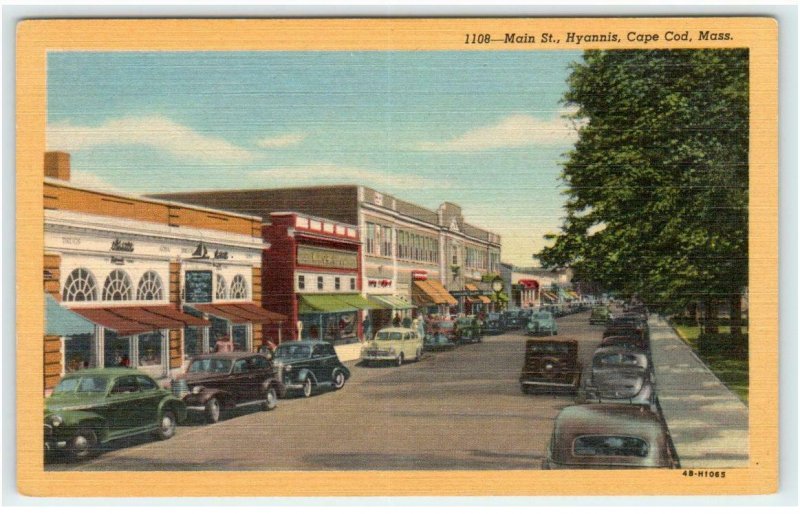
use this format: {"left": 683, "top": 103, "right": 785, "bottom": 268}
{"left": 518, "top": 279, "right": 540, "bottom": 289}
{"left": 71, "top": 305, "right": 210, "bottom": 337}
{"left": 192, "top": 302, "right": 287, "bottom": 324}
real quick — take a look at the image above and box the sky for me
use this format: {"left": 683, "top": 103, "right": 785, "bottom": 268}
{"left": 47, "top": 51, "right": 584, "bottom": 265}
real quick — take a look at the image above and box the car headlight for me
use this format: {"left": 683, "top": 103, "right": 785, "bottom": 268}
{"left": 284, "top": 364, "right": 292, "bottom": 373}
{"left": 49, "top": 415, "right": 63, "bottom": 428}
{"left": 191, "top": 386, "right": 204, "bottom": 395}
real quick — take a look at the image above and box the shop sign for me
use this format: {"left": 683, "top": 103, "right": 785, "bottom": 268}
{"left": 368, "top": 278, "right": 393, "bottom": 288}
{"left": 185, "top": 270, "right": 213, "bottom": 304}
{"left": 213, "top": 250, "right": 229, "bottom": 260}
{"left": 297, "top": 245, "right": 357, "bottom": 270}
{"left": 110, "top": 238, "right": 135, "bottom": 252}
{"left": 411, "top": 270, "right": 428, "bottom": 281}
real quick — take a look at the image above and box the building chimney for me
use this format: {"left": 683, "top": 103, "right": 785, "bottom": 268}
{"left": 44, "top": 151, "right": 70, "bottom": 181}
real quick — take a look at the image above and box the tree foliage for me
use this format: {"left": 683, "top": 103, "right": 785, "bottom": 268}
{"left": 537, "top": 49, "right": 748, "bottom": 313}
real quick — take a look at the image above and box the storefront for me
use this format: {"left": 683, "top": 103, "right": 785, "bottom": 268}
{"left": 518, "top": 279, "right": 539, "bottom": 308}
{"left": 411, "top": 271, "right": 457, "bottom": 316}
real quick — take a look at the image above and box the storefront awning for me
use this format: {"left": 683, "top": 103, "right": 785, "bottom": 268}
{"left": 465, "top": 283, "right": 479, "bottom": 292}
{"left": 370, "top": 295, "right": 415, "bottom": 310}
{"left": 518, "top": 279, "right": 540, "bottom": 289}
{"left": 541, "top": 291, "right": 558, "bottom": 303}
{"left": 46, "top": 295, "right": 94, "bottom": 336}
{"left": 71, "top": 305, "right": 211, "bottom": 337}
{"left": 412, "top": 280, "right": 457, "bottom": 306}
{"left": 192, "top": 302, "right": 287, "bottom": 324}
{"left": 297, "top": 294, "right": 375, "bottom": 314}
{"left": 466, "top": 295, "right": 491, "bottom": 304}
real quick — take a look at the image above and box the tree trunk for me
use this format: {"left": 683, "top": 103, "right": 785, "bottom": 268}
{"left": 730, "top": 293, "right": 743, "bottom": 338}
{"left": 688, "top": 302, "right": 698, "bottom": 326}
{"left": 704, "top": 296, "right": 719, "bottom": 334}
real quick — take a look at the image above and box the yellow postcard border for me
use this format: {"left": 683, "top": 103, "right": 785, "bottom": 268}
{"left": 16, "top": 17, "right": 778, "bottom": 497}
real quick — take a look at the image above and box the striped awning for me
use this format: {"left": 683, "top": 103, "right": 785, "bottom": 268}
{"left": 192, "top": 302, "right": 287, "bottom": 324}
{"left": 71, "top": 305, "right": 211, "bottom": 337}
{"left": 412, "top": 279, "right": 457, "bottom": 306}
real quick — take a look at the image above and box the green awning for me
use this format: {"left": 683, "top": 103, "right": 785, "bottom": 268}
{"left": 45, "top": 295, "right": 94, "bottom": 336}
{"left": 339, "top": 294, "right": 380, "bottom": 310}
{"left": 298, "top": 294, "right": 377, "bottom": 313}
{"left": 370, "top": 295, "right": 415, "bottom": 310}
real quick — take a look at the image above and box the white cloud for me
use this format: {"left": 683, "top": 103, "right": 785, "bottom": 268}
{"left": 250, "top": 164, "right": 450, "bottom": 190}
{"left": 69, "top": 169, "right": 126, "bottom": 193}
{"left": 255, "top": 133, "right": 306, "bottom": 148}
{"left": 47, "top": 116, "right": 254, "bottom": 162}
{"left": 415, "top": 111, "right": 584, "bottom": 152}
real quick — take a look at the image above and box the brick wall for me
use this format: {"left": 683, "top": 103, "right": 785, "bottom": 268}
{"left": 44, "top": 253, "right": 61, "bottom": 300}
{"left": 44, "top": 335, "right": 62, "bottom": 390}
{"left": 169, "top": 329, "right": 182, "bottom": 369}
{"left": 169, "top": 262, "right": 181, "bottom": 305}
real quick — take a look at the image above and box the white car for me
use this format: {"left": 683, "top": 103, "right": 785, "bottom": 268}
{"left": 360, "top": 328, "right": 423, "bottom": 366}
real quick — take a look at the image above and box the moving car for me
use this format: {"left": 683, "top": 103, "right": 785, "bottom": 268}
{"left": 542, "top": 404, "right": 679, "bottom": 469}
{"left": 483, "top": 312, "right": 506, "bottom": 335}
{"left": 580, "top": 346, "right": 656, "bottom": 409}
{"left": 599, "top": 334, "right": 649, "bottom": 353}
{"left": 423, "top": 319, "right": 458, "bottom": 351}
{"left": 526, "top": 310, "right": 558, "bottom": 336}
{"left": 272, "top": 340, "right": 351, "bottom": 398}
{"left": 519, "top": 337, "right": 582, "bottom": 394}
{"left": 589, "top": 305, "right": 611, "bottom": 325}
{"left": 174, "top": 352, "right": 283, "bottom": 423}
{"left": 455, "top": 316, "right": 483, "bottom": 344}
{"left": 361, "top": 327, "right": 424, "bottom": 366}
{"left": 45, "top": 368, "right": 186, "bottom": 460}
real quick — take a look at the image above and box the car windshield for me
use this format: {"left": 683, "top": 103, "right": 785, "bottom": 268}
{"left": 188, "top": 358, "right": 232, "bottom": 373}
{"left": 274, "top": 345, "right": 312, "bottom": 359}
{"left": 595, "top": 353, "right": 643, "bottom": 367}
{"left": 527, "top": 343, "right": 572, "bottom": 354}
{"left": 573, "top": 435, "right": 649, "bottom": 457}
{"left": 377, "top": 331, "right": 403, "bottom": 341}
{"left": 54, "top": 376, "right": 109, "bottom": 394}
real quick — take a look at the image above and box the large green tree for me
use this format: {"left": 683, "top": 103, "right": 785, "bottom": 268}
{"left": 538, "top": 49, "right": 748, "bottom": 331}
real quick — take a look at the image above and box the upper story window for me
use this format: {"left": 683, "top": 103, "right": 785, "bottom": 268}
{"left": 216, "top": 274, "right": 228, "bottom": 300}
{"left": 335, "top": 277, "right": 341, "bottom": 290}
{"left": 102, "top": 269, "right": 133, "bottom": 301}
{"left": 381, "top": 226, "right": 393, "bottom": 257}
{"left": 62, "top": 268, "right": 98, "bottom": 302}
{"left": 365, "top": 223, "right": 376, "bottom": 255}
{"left": 317, "top": 276, "right": 324, "bottom": 290}
{"left": 136, "top": 271, "right": 164, "bottom": 301}
{"left": 298, "top": 275, "right": 305, "bottom": 290}
{"left": 350, "top": 277, "right": 356, "bottom": 290}
{"left": 230, "top": 274, "right": 248, "bottom": 300}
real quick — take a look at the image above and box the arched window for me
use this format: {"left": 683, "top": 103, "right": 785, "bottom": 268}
{"left": 230, "top": 274, "right": 248, "bottom": 300}
{"left": 62, "top": 268, "right": 98, "bottom": 302}
{"left": 102, "top": 269, "right": 133, "bottom": 301}
{"left": 215, "top": 274, "right": 228, "bottom": 300}
{"left": 136, "top": 271, "right": 164, "bottom": 301}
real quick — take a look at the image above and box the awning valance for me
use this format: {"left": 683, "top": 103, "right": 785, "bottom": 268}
{"left": 71, "top": 305, "right": 211, "bottom": 337}
{"left": 298, "top": 294, "right": 376, "bottom": 314}
{"left": 370, "top": 295, "right": 415, "bottom": 310}
{"left": 46, "top": 295, "right": 94, "bottom": 336}
{"left": 466, "top": 295, "right": 491, "bottom": 304}
{"left": 541, "top": 291, "right": 558, "bottom": 302}
{"left": 518, "top": 279, "right": 540, "bottom": 289}
{"left": 192, "top": 302, "right": 287, "bottom": 324}
{"left": 412, "top": 279, "right": 457, "bottom": 306}
{"left": 465, "top": 283, "right": 479, "bottom": 292}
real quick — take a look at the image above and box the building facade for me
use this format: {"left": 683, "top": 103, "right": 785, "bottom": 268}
{"left": 499, "top": 263, "right": 576, "bottom": 309}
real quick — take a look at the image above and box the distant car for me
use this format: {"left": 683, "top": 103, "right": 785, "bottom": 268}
{"left": 526, "top": 310, "right": 558, "bottom": 336}
{"left": 589, "top": 306, "right": 611, "bottom": 325}
{"left": 273, "top": 340, "right": 351, "bottom": 398}
{"left": 45, "top": 368, "right": 187, "bottom": 460}
{"left": 174, "top": 352, "right": 283, "bottom": 423}
{"left": 455, "top": 316, "right": 483, "bottom": 344}
{"left": 361, "top": 327, "right": 424, "bottom": 366}
{"left": 483, "top": 312, "right": 506, "bottom": 335}
{"left": 543, "top": 404, "right": 679, "bottom": 469}
{"left": 502, "top": 310, "right": 526, "bottom": 329}
{"left": 604, "top": 319, "right": 649, "bottom": 347}
{"left": 579, "top": 346, "right": 656, "bottom": 409}
{"left": 519, "top": 337, "right": 582, "bottom": 394}
{"left": 424, "top": 319, "right": 458, "bottom": 350}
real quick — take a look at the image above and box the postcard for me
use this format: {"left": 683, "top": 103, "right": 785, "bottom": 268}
{"left": 16, "top": 17, "right": 778, "bottom": 496}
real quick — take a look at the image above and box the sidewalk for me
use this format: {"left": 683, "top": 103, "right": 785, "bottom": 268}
{"left": 649, "top": 316, "right": 749, "bottom": 468}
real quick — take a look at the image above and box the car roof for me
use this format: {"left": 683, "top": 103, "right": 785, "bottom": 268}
{"left": 592, "top": 346, "right": 647, "bottom": 357}
{"left": 377, "top": 327, "right": 415, "bottom": 333}
{"left": 555, "top": 404, "right": 663, "bottom": 434}
{"left": 283, "top": 339, "right": 329, "bottom": 346}
{"left": 526, "top": 337, "right": 578, "bottom": 345}
{"left": 64, "top": 367, "right": 149, "bottom": 377}
{"left": 191, "top": 351, "right": 262, "bottom": 359}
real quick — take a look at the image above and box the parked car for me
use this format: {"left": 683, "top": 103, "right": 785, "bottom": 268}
{"left": 483, "top": 312, "right": 506, "bottom": 335}
{"left": 455, "top": 315, "right": 483, "bottom": 344}
{"left": 361, "top": 327, "right": 424, "bottom": 366}
{"left": 604, "top": 319, "right": 649, "bottom": 347}
{"left": 424, "top": 319, "right": 458, "bottom": 350}
{"left": 526, "top": 310, "right": 558, "bottom": 336}
{"left": 542, "top": 404, "right": 679, "bottom": 469}
{"left": 519, "top": 337, "right": 582, "bottom": 394}
{"left": 599, "top": 334, "right": 649, "bottom": 353}
{"left": 173, "top": 352, "right": 283, "bottom": 423}
{"left": 589, "top": 306, "right": 611, "bottom": 325}
{"left": 272, "top": 340, "right": 351, "bottom": 398}
{"left": 45, "top": 368, "right": 186, "bottom": 460}
{"left": 579, "top": 346, "right": 656, "bottom": 409}
{"left": 502, "top": 309, "right": 526, "bottom": 329}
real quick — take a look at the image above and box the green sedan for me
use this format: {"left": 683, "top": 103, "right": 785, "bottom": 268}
{"left": 44, "top": 368, "right": 186, "bottom": 461}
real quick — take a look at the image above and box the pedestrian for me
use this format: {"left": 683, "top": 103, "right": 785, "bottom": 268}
{"left": 392, "top": 313, "right": 402, "bottom": 327}
{"left": 119, "top": 354, "right": 130, "bottom": 367}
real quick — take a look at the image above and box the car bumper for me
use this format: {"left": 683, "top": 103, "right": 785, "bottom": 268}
{"left": 361, "top": 354, "right": 397, "bottom": 361}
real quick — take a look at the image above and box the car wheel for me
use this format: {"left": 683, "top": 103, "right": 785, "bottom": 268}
{"left": 68, "top": 428, "right": 97, "bottom": 461}
{"left": 332, "top": 370, "right": 346, "bottom": 390}
{"left": 155, "top": 410, "right": 177, "bottom": 440}
{"left": 301, "top": 376, "right": 314, "bottom": 398}
{"left": 205, "top": 397, "right": 221, "bottom": 424}
{"left": 263, "top": 386, "right": 278, "bottom": 411}
{"left": 395, "top": 353, "right": 404, "bottom": 366}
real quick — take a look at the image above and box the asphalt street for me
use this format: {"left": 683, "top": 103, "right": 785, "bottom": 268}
{"left": 46, "top": 311, "right": 606, "bottom": 471}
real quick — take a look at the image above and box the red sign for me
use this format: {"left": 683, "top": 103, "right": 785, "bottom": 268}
{"left": 411, "top": 270, "right": 428, "bottom": 281}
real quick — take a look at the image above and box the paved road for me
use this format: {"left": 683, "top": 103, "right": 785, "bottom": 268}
{"left": 46, "top": 311, "right": 606, "bottom": 471}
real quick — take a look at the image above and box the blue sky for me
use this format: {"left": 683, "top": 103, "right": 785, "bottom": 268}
{"left": 47, "top": 51, "right": 583, "bottom": 265}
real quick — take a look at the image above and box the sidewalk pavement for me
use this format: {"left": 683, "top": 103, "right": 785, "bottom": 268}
{"left": 649, "top": 316, "right": 749, "bottom": 468}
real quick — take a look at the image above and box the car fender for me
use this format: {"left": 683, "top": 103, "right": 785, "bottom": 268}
{"left": 186, "top": 388, "right": 235, "bottom": 409}
{"left": 53, "top": 411, "right": 110, "bottom": 442}
{"left": 296, "top": 368, "right": 318, "bottom": 385}
{"left": 331, "top": 365, "right": 351, "bottom": 381}
{"left": 158, "top": 396, "right": 187, "bottom": 423}
{"left": 261, "top": 378, "right": 285, "bottom": 397}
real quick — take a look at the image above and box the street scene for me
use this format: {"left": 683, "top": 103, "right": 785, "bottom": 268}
{"left": 41, "top": 46, "right": 749, "bottom": 472}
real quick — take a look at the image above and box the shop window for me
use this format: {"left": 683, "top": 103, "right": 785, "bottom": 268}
{"left": 298, "top": 275, "right": 305, "bottom": 290}
{"left": 62, "top": 268, "right": 98, "bottom": 302}
{"left": 317, "top": 276, "right": 324, "bottom": 290}
{"left": 230, "top": 274, "right": 248, "bottom": 299}
{"left": 350, "top": 277, "right": 356, "bottom": 290}
{"left": 104, "top": 329, "right": 131, "bottom": 368}
{"left": 216, "top": 274, "right": 228, "bottom": 300}
{"left": 138, "top": 332, "right": 163, "bottom": 367}
{"left": 184, "top": 326, "right": 205, "bottom": 360}
{"left": 102, "top": 269, "right": 133, "bottom": 301}
{"left": 232, "top": 324, "right": 248, "bottom": 351}
{"left": 136, "top": 271, "right": 164, "bottom": 301}
{"left": 210, "top": 316, "right": 230, "bottom": 347}
{"left": 64, "top": 333, "right": 95, "bottom": 372}
{"left": 335, "top": 277, "right": 341, "bottom": 290}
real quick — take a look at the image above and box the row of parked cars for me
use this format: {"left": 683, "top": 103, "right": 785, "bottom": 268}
{"left": 519, "top": 305, "right": 679, "bottom": 469}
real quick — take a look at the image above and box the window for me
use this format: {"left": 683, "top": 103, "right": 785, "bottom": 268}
{"left": 62, "top": 268, "right": 98, "bottom": 302}
{"left": 232, "top": 325, "right": 248, "bottom": 351}
{"left": 138, "top": 331, "right": 163, "bottom": 367}
{"left": 317, "top": 276, "right": 324, "bottom": 290}
{"left": 136, "top": 375, "right": 158, "bottom": 391}
{"left": 111, "top": 376, "right": 138, "bottom": 394}
{"left": 230, "top": 274, "right": 248, "bottom": 299}
{"left": 102, "top": 269, "right": 133, "bottom": 301}
{"left": 382, "top": 226, "right": 393, "bottom": 256}
{"left": 104, "top": 329, "right": 131, "bottom": 368}
{"left": 136, "top": 271, "right": 164, "bottom": 301}
{"left": 215, "top": 274, "right": 228, "bottom": 300}
{"left": 184, "top": 326, "right": 205, "bottom": 360}
{"left": 335, "top": 277, "right": 341, "bottom": 290}
{"left": 452, "top": 246, "right": 459, "bottom": 265}
{"left": 298, "top": 275, "right": 305, "bottom": 290}
{"left": 365, "top": 223, "right": 376, "bottom": 255}
{"left": 350, "top": 277, "right": 356, "bottom": 290}
{"left": 64, "top": 333, "right": 94, "bottom": 372}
